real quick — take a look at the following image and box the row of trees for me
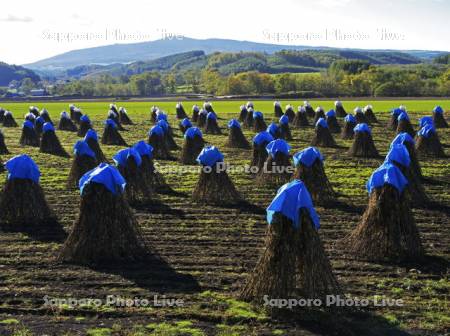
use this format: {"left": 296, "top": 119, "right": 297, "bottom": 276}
{"left": 50, "top": 61, "right": 449, "bottom": 97}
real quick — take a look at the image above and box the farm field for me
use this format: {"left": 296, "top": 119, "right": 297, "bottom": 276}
{"left": 0, "top": 99, "right": 449, "bottom": 336}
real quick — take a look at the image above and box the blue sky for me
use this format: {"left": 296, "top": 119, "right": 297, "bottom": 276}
{"left": 1, "top": 0, "right": 449, "bottom": 64}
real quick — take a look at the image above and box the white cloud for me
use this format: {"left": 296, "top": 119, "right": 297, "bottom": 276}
{"left": 0, "top": 14, "right": 33, "bottom": 23}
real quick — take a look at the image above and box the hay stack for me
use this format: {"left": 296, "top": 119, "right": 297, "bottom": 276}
{"left": 293, "top": 106, "right": 309, "bottom": 128}
{"left": 334, "top": 100, "right": 347, "bottom": 117}
{"left": 192, "top": 146, "right": 241, "bottom": 204}
{"left": 204, "top": 112, "right": 222, "bottom": 134}
{"left": 279, "top": 115, "right": 292, "bottom": 140}
{"left": 267, "top": 122, "right": 281, "bottom": 140}
{"left": 396, "top": 112, "right": 415, "bottom": 137}
{"left": 150, "top": 106, "right": 158, "bottom": 123}
{"left": 313, "top": 106, "right": 326, "bottom": 125}
{"left": 364, "top": 105, "right": 378, "bottom": 123}
{"left": 311, "top": 118, "right": 337, "bottom": 148}
{"left": 29, "top": 106, "right": 39, "bottom": 117}
{"left": 274, "top": 101, "right": 283, "bottom": 118}
{"left": 239, "top": 105, "right": 248, "bottom": 122}
{"left": 25, "top": 112, "right": 36, "bottom": 123}
{"left": 341, "top": 114, "right": 356, "bottom": 139}
{"left": 192, "top": 105, "right": 200, "bottom": 123}
{"left": 59, "top": 163, "right": 148, "bottom": 265}
{"left": 240, "top": 180, "right": 340, "bottom": 303}
{"left": 415, "top": 124, "right": 446, "bottom": 158}
{"left": 20, "top": 121, "right": 40, "bottom": 147}
{"left": 3, "top": 111, "right": 17, "bottom": 127}
{"left": 432, "top": 106, "right": 448, "bottom": 128}
{"left": 118, "top": 107, "right": 133, "bottom": 125}
{"left": 203, "top": 101, "right": 215, "bottom": 113}
{"left": 148, "top": 125, "right": 171, "bottom": 159}
{"left": 40, "top": 123, "right": 70, "bottom": 157}
{"left": 246, "top": 101, "right": 254, "bottom": 110}
{"left": 257, "top": 139, "right": 292, "bottom": 187}
{"left": 175, "top": 102, "right": 188, "bottom": 120}
{"left": 226, "top": 119, "right": 250, "bottom": 149}
{"left": 0, "top": 129, "right": 9, "bottom": 154}
{"left": 354, "top": 107, "right": 369, "bottom": 125}
{"left": 340, "top": 163, "right": 424, "bottom": 262}
{"left": 85, "top": 129, "right": 107, "bottom": 163}
{"left": 243, "top": 106, "right": 254, "bottom": 128}
{"left": 69, "top": 104, "right": 83, "bottom": 123}
{"left": 326, "top": 110, "right": 341, "bottom": 133}
{"left": 67, "top": 140, "right": 98, "bottom": 188}
{"left": 385, "top": 144, "right": 429, "bottom": 206}
{"left": 180, "top": 127, "right": 205, "bottom": 164}
{"left": 134, "top": 141, "right": 167, "bottom": 190}
{"left": 58, "top": 111, "right": 78, "bottom": 132}
{"left": 113, "top": 148, "right": 152, "bottom": 204}
{"left": 35, "top": 116, "right": 45, "bottom": 136}
{"left": 0, "top": 155, "right": 56, "bottom": 229}
{"left": 179, "top": 118, "right": 192, "bottom": 134}
{"left": 389, "top": 108, "right": 402, "bottom": 130}
{"left": 108, "top": 109, "right": 124, "bottom": 131}
{"left": 197, "top": 109, "right": 208, "bottom": 128}
{"left": 77, "top": 115, "right": 93, "bottom": 137}
{"left": 101, "top": 119, "right": 128, "bottom": 146}
{"left": 0, "top": 108, "right": 5, "bottom": 123}
{"left": 292, "top": 147, "right": 336, "bottom": 206}
{"left": 391, "top": 132, "right": 422, "bottom": 179}
{"left": 284, "top": 104, "right": 295, "bottom": 122}
{"left": 251, "top": 131, "right": 274, "bottom": 173}
{"left": 40, "top": 109, "right": 52, "bottom": 124}
{"left": 348, "top": 123, "right": 379, "bottom": 158}
{"left": 253, "top": 111, "right": 267, "bottom": 133}
{"left": 157, "top": 119, "right": 179, "bottom": 150}
{"left": 304, "top": 101, "right": 315, "bottom": 118}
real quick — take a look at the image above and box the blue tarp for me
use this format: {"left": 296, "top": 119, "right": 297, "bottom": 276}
{"left": 157, "top": 119, "right": 169, "bottom": 132}
{"left": 253, "top": 111, "right": 263, "bottom": 120}
{"left": 433, "top": 106, "right": 443, "bottom": 114}
{"left": 354, "top": 123, "right": 371, "bottom": 134}
{"left": 267, "top": 122, "right": 279, "bottom": 136}
{"left": 266, "top": 139, "right": 290, "bottom": 158}
{"left": 397, "top": 112, "right": 410, "bottom": 121}
{"left": 184, "top": 127, "right": 203, "bottom": 139}
{"left": 79, "top": 163, "right": 126, "bottom": 195}
{"left": 293, "top": 147, "right": 323, "bottom": 168}
{"left": 35, "top": 116, "right": 45, "bottom": 125}
{"left": 266, "top": 180, "right": 320, "bottom": 230}
{"left": 105, "top": 119, "right": 117, "bottom": 128}
{"left": 279, "top": 115, "right": 289, "bottom": 125}
{"left": 391, "top": 108, "right": 402, "bottom": 116}
{"left": 366, "top": 162, "right": 408, "bottom": 194}
{"left": 80, "top": 115, "right": 90, "bottom": 123}
{"left": 253, "top": 131, "right": 274, "bottom": 145}
{"left": 84, "top": 129, "right": 98, "bottom": 142}
{"left": 344, "top": 114, "right": 356, "bottom": 123}
{"left": 156, "top": 113, "right": 168, "bottom": 122}
{"left": 181, "top": 118, "right": 192, "bottom": 128}
{"left": 73, "top": 140, "right": 96, "bottom": 159}
{"left": 417, "top": 124, "right": 436, "bottom": 138}
{"left": 315, "top": 118, "right": 328, "bottom": 128}
{"left": 23, "top": 120, "right": 34, "bottom": 129}
{"left": 207, "top": 112, "right": 217, "bottom": 120}
{"left": 113, "top": 148, "right": 142, "bottom": 167}
{"left": 43, "top": 122, "right": 55, "bottom": 133}
{"left": 419, "top": 116, "right": 433, "bottom": 128}
{"left": 196, "top": 146, "right": 224, "bottom": 167}
{"left": 149, "top": 125, "right": 164, "bottom": 137}
{"left": 133, "top": 140, "right": 153, "bottom": 158}
{"left": 385, "top": 144, "right": 410, "bottom": 168}
{"left": 326, "top": 110, "right": 336, "bottom": 118}
{"left": 228, "top": 119, "right": 241, "bottom": 129}
{"left": 5, "top": 154, "right": 40, "bottom": 183}
{"left": 391, "top": 132, "right": 415, "bottom": 146}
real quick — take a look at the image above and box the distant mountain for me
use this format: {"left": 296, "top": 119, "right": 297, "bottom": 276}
{"left": 25, "top": 37, "right": 442, "bottom": 72}
{"left": 0, "top": 62, "right": 40, "bottom": 86}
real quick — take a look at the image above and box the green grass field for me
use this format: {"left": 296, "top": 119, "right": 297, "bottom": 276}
{"left": 0, "top": 99, "right": 448, "bottom": 335}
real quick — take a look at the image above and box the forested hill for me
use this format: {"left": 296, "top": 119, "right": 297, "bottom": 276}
{"left": 0, "top": 62, "right": 40, "bottom": 86}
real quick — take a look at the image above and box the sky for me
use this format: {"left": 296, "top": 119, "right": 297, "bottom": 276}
{"left": 1, "top": 0, "right": 449, "bottom": 65}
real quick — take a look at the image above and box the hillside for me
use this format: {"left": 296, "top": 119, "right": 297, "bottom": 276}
{"left": 0, "top": 62, "right": 40, "bottom": 86}
{"left": 24, "top": 37, "right": 440, "bottom": 72}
